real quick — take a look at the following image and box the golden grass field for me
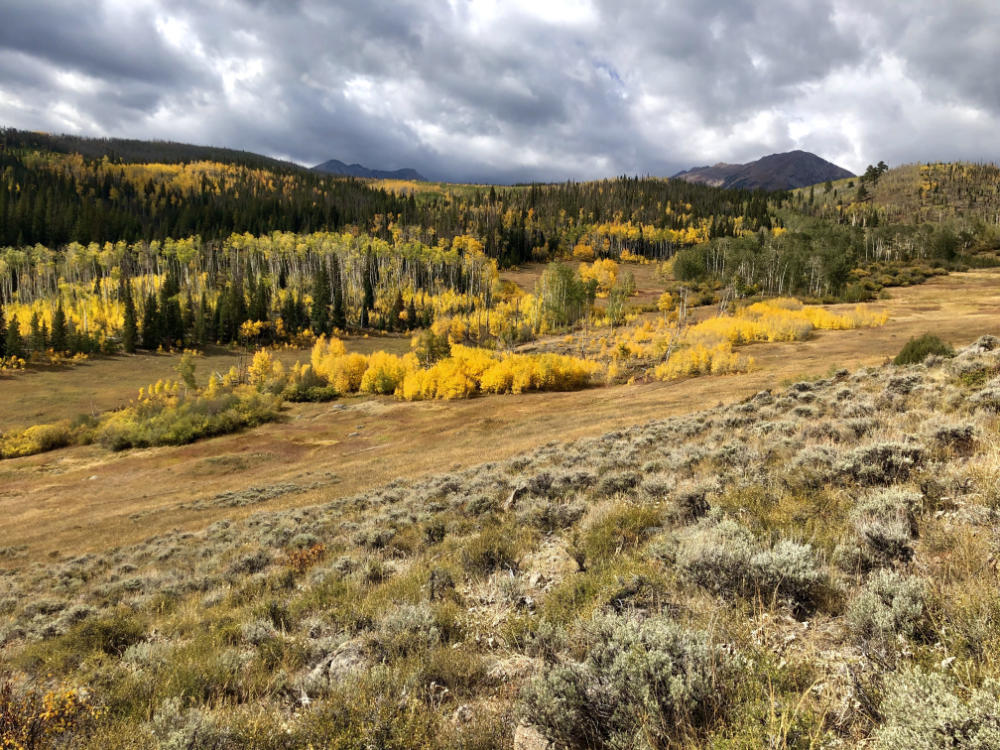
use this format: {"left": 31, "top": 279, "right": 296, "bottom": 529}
{"left": 1, "top": 269, "right": 999, "bottom": 565}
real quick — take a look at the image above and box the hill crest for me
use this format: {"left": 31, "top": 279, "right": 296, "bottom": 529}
{"left": 673, "top": 150, "right": 854, "bottom": 191}
{"left": 312, "top": 159, "right": 425, "bottom": 181}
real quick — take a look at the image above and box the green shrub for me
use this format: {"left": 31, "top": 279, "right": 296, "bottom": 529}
{"left": 371, "top": 603, "right": 441, "bottom": 659}
{"left": 460, "top": 527, "right": 520, "bottom": 576}
{"left": 848, "top": 570, "right": 928, "bottom": 656}
{"left": 850, "top": 488, "right": 921, "bottom": 568}
{"left": 874, "top": 668, "right": 1000, "bottom": 749}
{"left": 676, "top": 515, "right": 827, "bottom": 612}
{"left": 580, "top": 504, "right": 662, "bottom": 563}
{"left": 96, "top": 389, "right": 282, "bottom": 451}
{"left": 282, "top": 383, "right": 340, "bottom": 402}
{"left": 520, "top": 613, "right": 739, "bottom": 748}
{"left": 894, "top": 334, "right": 954, "bottom": 366}
{"left": 838, "top": 442, "right": 924, "bottom": 486}
{"left": 0, "top": 421, "right": 75, "bottom": 458}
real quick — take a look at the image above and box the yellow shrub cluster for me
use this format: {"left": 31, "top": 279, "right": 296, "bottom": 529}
{"left": 247, "top": 348, "right": 284, "bottom": 389}
{"left": 0, "top": 681, "right": 103, "bottom": 749}
{"left": 579, "top": 259, "right": 619, "bottom": 295}
{"left": 0, "top": 422, "right": 74, "bottom": 458}
{"left": 653, "top": 342, "right": 751, "bottom": 379}
{"left": 308, "top": 338, "right": 598, "bottom": 401}
{"left": 479, "top": 352, "right": 598, "bottom": 395}
{"left": 311, "top": 336, "right": 368, "bottom": 392}
{"left": 399, "top": 345, "right": 597, "bottom": 400}
{"left": 685, "top": 298, "right": 888, "bottom": 346}
{"left": 0, "top": 355, "right": 26, "bottom": 373}
{"left": 360, "top": 351, "right": 412, "bottom": 395}
{"left": 619, "top": 250, "right": 649, "bottom": 264}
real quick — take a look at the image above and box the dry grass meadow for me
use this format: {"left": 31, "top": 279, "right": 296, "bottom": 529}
{"left": 1, "top": 269, "right": 998, "bottom": 565}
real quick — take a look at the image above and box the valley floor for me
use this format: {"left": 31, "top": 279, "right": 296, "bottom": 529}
{"left": 1, "top": 269, "right": 999, "bottom": 565}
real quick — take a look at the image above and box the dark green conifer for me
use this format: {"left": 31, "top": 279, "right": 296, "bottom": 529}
{"left": 5, "top": 314, "right": 24, "bottom": 358}
{"left": 51, "top": 302, "right": 68, "bottom": 352}
{"left": 0, "top": 306, "right": 7, "bottom": 358}
{"left": 330, "top": 254, "right": 346, "bottom": 330}
{"left": 310, "top": 262, "right": 331, "bottom": 335}
{"left": 141, "top": 294, "right": 159, "bottom": 349}
{"left": 121, "top": 277, "right": 138, "bottom": 353}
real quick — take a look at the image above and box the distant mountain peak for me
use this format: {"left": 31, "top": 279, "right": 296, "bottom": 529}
{"left": 312, "top": 159, "right": 425, "bottom": 181}
{"left": 673, "top": 150, "right": 854, "bottom": 191}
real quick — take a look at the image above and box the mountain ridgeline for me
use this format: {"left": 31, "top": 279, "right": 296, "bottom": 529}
{"left": 312, "top": 159, "right": 426, "bottom": 181}
{"left": 673, "top": 150, "right": 855, "bottom": 191}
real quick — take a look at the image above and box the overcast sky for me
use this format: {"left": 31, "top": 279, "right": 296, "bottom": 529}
{"left": 0, "top": 0, "right": 996, "bottom": 183}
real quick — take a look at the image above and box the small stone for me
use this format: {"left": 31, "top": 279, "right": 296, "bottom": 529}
{"left": 514, "top": 724, "right": 550, "bottom": 750}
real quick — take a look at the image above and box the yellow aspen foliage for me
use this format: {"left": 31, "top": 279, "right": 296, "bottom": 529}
{"left": 0, "top": 355, "right": 26, "bottom": 372}
{"left": 683, "top": 298, "right": 887, "bottom": 346}
{"left": 619, "top": 249, "right": 647, "bottom": 263}
{"left": 396, "top": 345, "right": 596, "bottom": 400}
{"left": 359, "top": 351, "right": 410, "bottom": 395}
{"left": 572, "top": 243, "right": 595, "bottom": 261}
{"left": 310, "top": 334, "right": 352, "bottom": 385}
{"left": 578, "top": 259, "right": 619, "bottom": 295}
{"left": 653, "top": 342, "right": 750, "bottom": 379}
{"left": 247, "top": 348, "right": 284, "bottom": 389}
{"left": 479, "top": 352, "right": 598, "bottom": 394}
{"left": 323, "top": 352, "right": 369, "bottom": 393}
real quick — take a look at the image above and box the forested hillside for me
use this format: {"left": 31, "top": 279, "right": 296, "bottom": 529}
{"left": 0, "top": 129, "right": 777, "bottom": 263}
{"left": 670, "top": 162, "right": 1000, "bottom": 301}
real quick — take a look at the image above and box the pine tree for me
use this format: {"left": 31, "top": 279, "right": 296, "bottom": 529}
{"left": 121, "top": 278, "right": 137, "bottom": 353}
{"left": 51, "top": 301, "right": 68, "bottom": 352}
{"left": 160, "top": 289, "right": 184, "bottom": 348}
{"left": 29, "top": 311, "right": 45, "bottom": 353}
{"left": 310, "top": 261, "right": 331, "bottom": 335}
{"left": 141, "top": 294, "right": 159, "bottom": 350}
{"left": 360, "top": 257, "right": 375, "bottom": 329}
{"left": 182, "top": 291, "right": 195, "bottom": 341}
{"left": 5, "top": 314, "right": 24, "bottom": 358}
{"left": 406, "top": 296, "right": 417, "bottom": 331}
{"left": 389, "top": 289, "right": 404, "bottom": 331}
{"left": 330, "top": 254, "right": 346, "bottom": 330}
{"left": 249, "top": 275, "right": 269, "bottom": 322}
{"left": 195, "top": 292, "right": 208, "bottom": 347}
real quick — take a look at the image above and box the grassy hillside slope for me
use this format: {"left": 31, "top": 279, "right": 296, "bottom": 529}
{"left": 4, "top": 331, "right": 1000, "bottom": 747}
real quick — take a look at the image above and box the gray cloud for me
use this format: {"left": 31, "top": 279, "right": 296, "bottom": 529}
{"left": 0, "top": 0, "right": 997, "bottom": 182}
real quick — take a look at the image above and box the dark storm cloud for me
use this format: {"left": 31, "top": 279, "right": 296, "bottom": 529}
{"left": 1, "top": 0, "right": 998, "bottom": 181}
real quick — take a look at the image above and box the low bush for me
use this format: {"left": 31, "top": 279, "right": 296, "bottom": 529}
{"left": 873, "top": 668, "right": 1000, "bottom": 749}
{"left": 0, "top": 421, "right": 75, "bottom": 458}
{"left": 893, "top": 334, "right": 955, "bottom": 365}
{"left": 520, "top": 613, "right": 740, "bottom": 748}
{"left": 676, "top": 515, "right": 827, "bottom": 611}
{"left": 847, "top": 570, "right": 929, "bottom": 656}
{"left": 460, "top": 527, "right": 520, "bottom": 576}
{"left": 580, "top": 504, "right": 662, "bottom": 563}
{"left": 0, "top": 680, "right": 103, "bottom": 748}
{"left": 850, "top": 488, "right": 921, "bottom": 568}
{"left": 96, "top": 383, "right": 282, "bottom": 451}
{"left": 371, "top": 603, "right": 442, "bottom": 659}
{"left": 838, "top": 442, "right": 924, "bottom": 486}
